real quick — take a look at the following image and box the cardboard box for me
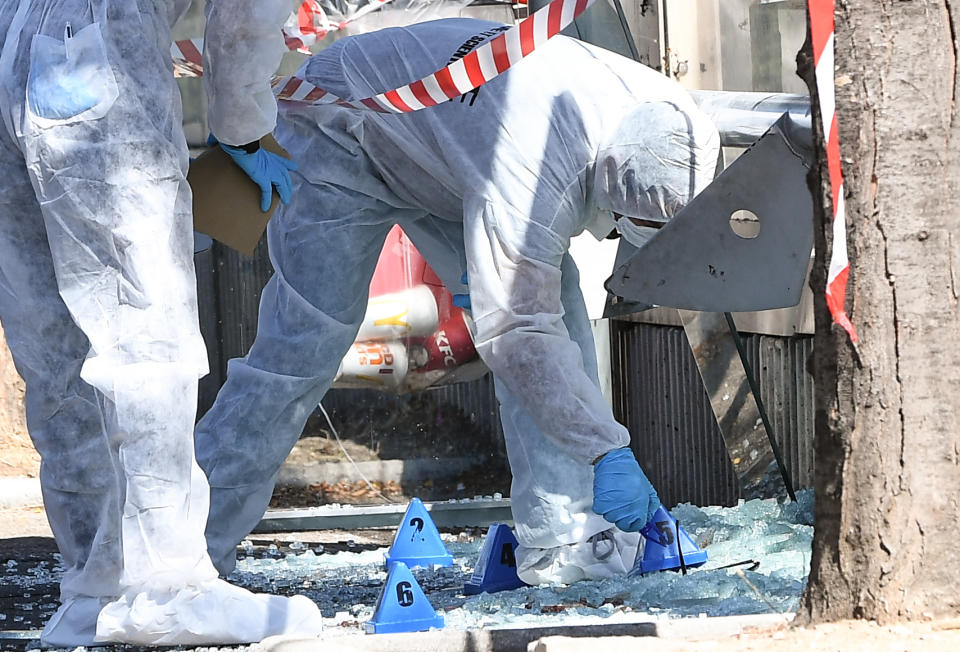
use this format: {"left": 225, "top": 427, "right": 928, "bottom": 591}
{"left": 188, "top": 134, "right": 291, "bottom": 256}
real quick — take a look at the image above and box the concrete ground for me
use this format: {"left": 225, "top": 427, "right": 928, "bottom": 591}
{"left": 251, "top": 618, "right": 960, "bottom": 652}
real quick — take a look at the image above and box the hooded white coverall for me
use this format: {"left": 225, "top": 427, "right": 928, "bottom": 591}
{"left": 197, "top": 17, "right": 719, "bottom": 584}
{"left": 0, "top": 0, "right": 322, "bottom": 645}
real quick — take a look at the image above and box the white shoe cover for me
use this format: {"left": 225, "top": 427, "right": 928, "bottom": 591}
{"left": 515, "top": 527, "right": 641, "bottom": 586}
{"left": 93, "top": 578, "right": 323, "bottom": 646}
{"left": 41, "top": 596, "right": 108, "bottom": 648}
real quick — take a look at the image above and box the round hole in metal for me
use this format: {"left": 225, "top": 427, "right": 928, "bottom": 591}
{"left": 729, "top": 209, "right": 760, "bottom": 239}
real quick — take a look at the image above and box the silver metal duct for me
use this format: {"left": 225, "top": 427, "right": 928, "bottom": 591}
{"left": 689, "top": 90, "right": 811, "bottom": 147}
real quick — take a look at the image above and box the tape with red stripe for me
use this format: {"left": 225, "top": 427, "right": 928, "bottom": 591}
{"left": 808, "top": 0, "right": 856, "bottom": 341}
{"left": 274, "top": 0, "right": 598, "bottom": 107}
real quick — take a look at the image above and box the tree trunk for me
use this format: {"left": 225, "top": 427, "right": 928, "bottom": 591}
{"left": 800, "top": 0, "right": 960, "bottom": 623}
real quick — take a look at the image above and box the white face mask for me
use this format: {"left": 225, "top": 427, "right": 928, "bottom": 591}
{"left": 616, "top": 216, "right": 657, "bottom": 250}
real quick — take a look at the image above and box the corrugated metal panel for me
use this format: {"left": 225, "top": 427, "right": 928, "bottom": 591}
{"left": 320, "top": 375, "right": 505, "bottom": 457}
{"left": 195, "top": 247, "right": 223, "bottom": 414}
{"left": 612, "top": 321, "right": 741, "bottom": 508}
{"left": 195, "top": 242, "right": 813, "bottom": 502}
{"left": 611, "top": 321, "right": 814, "bottom": 508}
{"left": 196, "top": 240, "right": 274, "bottom": 416}
{"left": 195, "top": 237, "right": 505, "bottom": 446}
{"left": 741, "top": 333, "right": 815, "bottom": 489}
{"left": 425, "top": 374, "right": 504, "bottom": 450}
{"left": 211, "top": 240, "right": 274, "bottom": 377}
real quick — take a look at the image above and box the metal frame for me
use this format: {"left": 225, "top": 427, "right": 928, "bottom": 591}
{"left": 256, "top": 497, "right": 514, "bottom": 532}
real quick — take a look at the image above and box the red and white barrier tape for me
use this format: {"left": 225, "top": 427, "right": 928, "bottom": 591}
{"left": 283, "top": 0, "right": 395, "bottom": 52}
{"left": 171, "top": 38, "right": 203, "bottom": 78}
{"left": 272, "top": 0, "right": 595, "bottom": 109}
{"left": 283, "top": 0, "right": 335, "bottom": 53}
{"left": 808, "top": 0, "right": 856, "bottom": 341}
{"left": 174, "top": 0, "right": 594, "bottom": 104}
{"left": 178, "top": 0, "right": 854, "bottom": 338}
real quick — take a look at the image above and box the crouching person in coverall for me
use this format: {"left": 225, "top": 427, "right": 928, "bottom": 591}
{"left": 0, "top": 0, "right": 323, "bottom": 645}
{"left": 196, "top": 17, "right": 720, "bottom": 585}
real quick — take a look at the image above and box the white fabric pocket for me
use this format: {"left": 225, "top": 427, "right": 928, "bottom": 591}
{"left": 26, "top": 21, "right": 119, "bottom": 127}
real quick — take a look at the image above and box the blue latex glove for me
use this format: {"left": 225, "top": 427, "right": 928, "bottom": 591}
{"left": 592, "top": 447, "right": 662, "bottom": 532}
{"left": 453, "top": 271, "right": 471, "bottom": 311}
{"left": 220, "top": 142, "right": 298, "bottom": 212}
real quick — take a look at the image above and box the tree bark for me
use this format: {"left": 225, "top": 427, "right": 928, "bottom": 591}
{"left": 800, "top": 0, "right": 960, "bottom": 623}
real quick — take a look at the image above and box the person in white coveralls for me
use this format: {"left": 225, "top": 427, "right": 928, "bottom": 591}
{"left": 196, "top": 17, "right": 720, "bottom": 587}
{"left": 0, "top": 0, "right": 322, "bottom": 645}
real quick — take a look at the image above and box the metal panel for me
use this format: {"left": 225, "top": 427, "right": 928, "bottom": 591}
{"left": 679, "top": 310, "right": 793, "bottom": 501}
{"left": 195, "top": 236, "right": 504, "bottom": 443}
{"left": 425, "top": 373, "right": 504, "bottom": 452}
{"left": 256, "top": 496, "right": 514, "bottom": 532}
{"left": 688, "top": 90, "right": 811, "bottom": 147}
{"left": 741, "top": 333, "right": 815, "bottom": 489}
{"left": 320, "top": 373, "right": 505, "bottom": 458}
{"left": 611, "top": 321, "right": 814, "bottom": 507}
{"left": 615, "top": 298, "right": 815, "bottom": 337}
{"left": 195, "top": 239, "right": 273, "bottom": 416}
{"left": 194, "top": 247, "right": 223, "bottom": 415}
{"left": 606, "top": 115, "right": 815, "bottom": 313}
{"left": 611, "top": 321, "right": 741, "bottom": 508}
{"left": 211, "top": 239, "right": 274, "bottom": 376}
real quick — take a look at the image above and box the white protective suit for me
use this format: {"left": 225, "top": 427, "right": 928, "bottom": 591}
{"left": 196, "top": 17, "right": 719, "bottom": 583}
{"left": 0, "top": 0, "right": 322, "bottom": 645}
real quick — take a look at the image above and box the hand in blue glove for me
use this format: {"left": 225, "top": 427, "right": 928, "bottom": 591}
{"left": 219, "top": 141, "right": 298, "bottom": 212}
{"left": 452, "top": 271, "right": 471, "bottom": 312}
{"left": 592, "top": 447, "right": 662, "bottom": 532}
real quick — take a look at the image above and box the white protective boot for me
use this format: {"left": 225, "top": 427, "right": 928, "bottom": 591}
{"left": 39, "top": 460, "right": 325, "bottom": 647}
{"left": 515, "top": 527, "right": 641, "bottom": 585}
{"left": 40, "top": 597, "right": 110, "bottom": 648}
{"left": 95, "top": 579, "right": 324, "bottom": 646}
{"left": 44, "top": 584, "right": 324, "bottom": 648}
